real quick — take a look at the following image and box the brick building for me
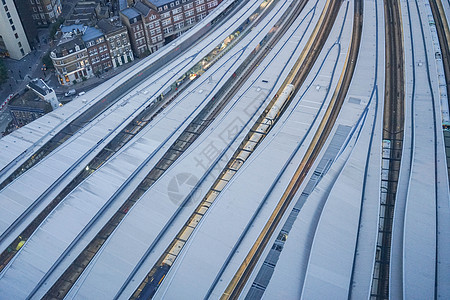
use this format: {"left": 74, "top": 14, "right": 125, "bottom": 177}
{"left": 82, "top": 27, "right": 113, "bottom": 74}
{"left": 97, "top": 18, "right": 135, "bottom": 68}
{"left": 51, "top": 35, "right": 93, "bottom": 85}
{"left": 120, "top": 7, "right": 148, "bottom": 57}
{"left": 29, "top": 0, "right": 62, "bottom": 26}
{"left": 120, "top": 0, "right": 221, "bottom": 58}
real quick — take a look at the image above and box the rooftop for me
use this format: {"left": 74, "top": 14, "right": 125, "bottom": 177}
{"left": 54, "top": 36, "right": 86, "bottom": 57}
{"left": 147, "top": 0, "right": 174, "bottom": 7}
{"left": 97, "top": 18, "right": 125, "bottom": 35}
{"left": 121, "top": 7, "right": 141, "bottom": 20}
{"left": 27, "top": 79, "right": 54, "bottom": 97}
{"left": 134, "top": 1, "right": 152, "bottom": 16}
{"left": 82, "top": 27, "right": 104, "bottom": 42}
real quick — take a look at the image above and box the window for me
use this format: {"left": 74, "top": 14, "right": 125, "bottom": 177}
{"left": 163, "top": 26, "right": 173, "bottom": 34}
{"left": 174, "top": 22, "right": 184, "bottom": 30}
{"left": 161, "top": 12, "right": 170, "bottom": 18}
{"left": 184, "top": 3, "right": 193, "bottom": 9}
{"left": 6, "top": 12, "right": 10, "bottom": 18}
{"left": 173, "top": 14, "right": 183, "bottom": 21}
{"left": 151, "top": 36, "right": 157, "bottom": 43}
{"left": 157, "top": 35, "right": 162, "bottom": 41}
{"left": 4, "top": 5, "right": 7, "bottom": 11}
{"left": 18, "top": 41, "right": 22, "bottom": 47}
{"left": 172, "top": 7, "right": 181, "bottom": 14}
{"left": 158, "top": 7, "right": 162, "bottom": 12}
{"left": 195, "top": 0, "right": 204, "bottom": 4}
{"left": 207, "top": 0, "right": 217, "bottom": 8}
{"left": 11, "top": 25, "right": 15, "bottom": 31}
{"left": 9, "top": 19, "right": 13, "bottom": 24}
{"left": 163, "top": 5, "right": 168, "bottom": 10}
{"left": 197, "top": 12, "right": 207, "bottom": 21}
{"left": 150, "top": 14, "right": 156, "bottom": 20}
{"left": 196, "top": 5, "right": 205, "bottom": 12}
{"left": 170, "top": 2, "right": 174, "bottom": 7}
{"left": 185, "top": 9, "right": 194, "bottom": 17}
{"left": 33, "top": 7, "right": 37, "bottom": 12}
{"left": 14, "top": 33, "right": 18, "bottom": 39}
{"left": 150, "top": 29, "right": 155, "bottom": 35}
{"left": 156, "top": 27, "right": 161, "bottom": 34}
{"left": 161, "top": 18, "right": 171, "bottom": 26}
{"left": 186, "top": 16, "right": 195, "bottom": 25}
{"left": 176, "top": 1, "right": 179, "bottom": 4}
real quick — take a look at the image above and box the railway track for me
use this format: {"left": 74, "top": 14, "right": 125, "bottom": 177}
{"left": 429, "top": 0, "right": 450, "bottom": 113}
{"left": 38, "top": 1, "right": 290, "bottom": 298}
{"left": 369, "top": 0, "right": 404, "bottom": 298}
{"left": 0, "top": 0, "right": 272, "bottom": 275}
{"left": 128, "top": 0, "right": 322, "bottom": 297}
{"left": 221, "top": 0, "right": 363, "bottom": 298}
{"left": 0, "top": 0, "right": 248, "bottom": 191}
{"left": 127, "top": 0, "right": 353, "bottom": 298}
{"left": 124, "top": 0, "right": 352, "bottom": 297}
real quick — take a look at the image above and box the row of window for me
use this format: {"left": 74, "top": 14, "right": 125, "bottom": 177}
{"left": 158, "top": 0, "right": 216, "bottom": 12}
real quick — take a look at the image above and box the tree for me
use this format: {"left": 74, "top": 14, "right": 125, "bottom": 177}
{"left": 42, "top": 52, "right": 54, "bottom": 69}
{"left": 0, "top": 59, "right": 8, "bottom": 85}
{"left": 49, "top": 17, "right": 65, "bottom": 40}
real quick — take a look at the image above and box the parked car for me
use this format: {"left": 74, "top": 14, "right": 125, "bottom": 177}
{"left": 64, "top": 89, "right": 76, "bottom": 97}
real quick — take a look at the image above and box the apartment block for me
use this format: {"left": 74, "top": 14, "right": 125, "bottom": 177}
{"left": 29, "top": 0, "right": 62, "bottom": 25}
{"left": 82, "top": 27, "right": 113, "bottom": 74}
{"left": 120, "top": 7, "right": 148, "bottom": 57}
{"left": 0, "top": 0, "right": 31, "bottom": 59}
{"left": 97, "top": 18, "right": 135, "bottom": 68}
{"left": 51, "top": 35, "right": 93, "bottom": 85}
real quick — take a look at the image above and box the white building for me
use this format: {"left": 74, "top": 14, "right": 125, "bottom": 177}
{"left": 0, "top": 0, "right": 31, "bottom": 59}
{"left": 27, "top": 78, "right": 60, "bottom": 109}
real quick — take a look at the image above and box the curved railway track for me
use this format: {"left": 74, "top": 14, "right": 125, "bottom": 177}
{"left": 37, "top": 1, "right": 295, "bottom": 298}
{"left": 0, "top": 0, "right": 248, "bottom": 191}
{"left": 222, "top": 0, "right": 363, "bottom": 298}
{"left": 127, "top": 0, "right": 345, "bottom": 298}
{"left": 369, "top": 0, "right": 405, "bottom": 298}
{"left": 0, "top": 0, "right": 278, "bottom": 275}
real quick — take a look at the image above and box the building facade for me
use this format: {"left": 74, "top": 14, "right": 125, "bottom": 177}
{"left": 29, "top": 0, "right": 62, "bottom": 26}
{"left": 0, "top": 0, "right": 31, "bottom": 59}
{"left": 120, "top": 0, "right": 221, "bottom": 58}
{"left": 135, "top": 1, "right": 163, "bottom": 53}
{"left": 150, "top": 0, "right": 220, "bottom": 39}
{"left": 97, "top": 18, "right": 135, "bottom": 68}
{"left": 51, "top": 36, "right": 93, "bottom": 85}
{"left": 120, "top": 8, "right": 148, "bottom": 57}
{"left": 82, "top": 27, "right": 113, "bottom": 74}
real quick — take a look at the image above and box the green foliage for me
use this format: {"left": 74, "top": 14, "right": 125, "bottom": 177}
{"left": 49, "top": 18, "right": 65, "bottom": 39}
{"left": 42, "top": 52, "right": 54, "bottom": 69}
{"left": 0, "top": 59, "right": 8, "bottom": 85}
